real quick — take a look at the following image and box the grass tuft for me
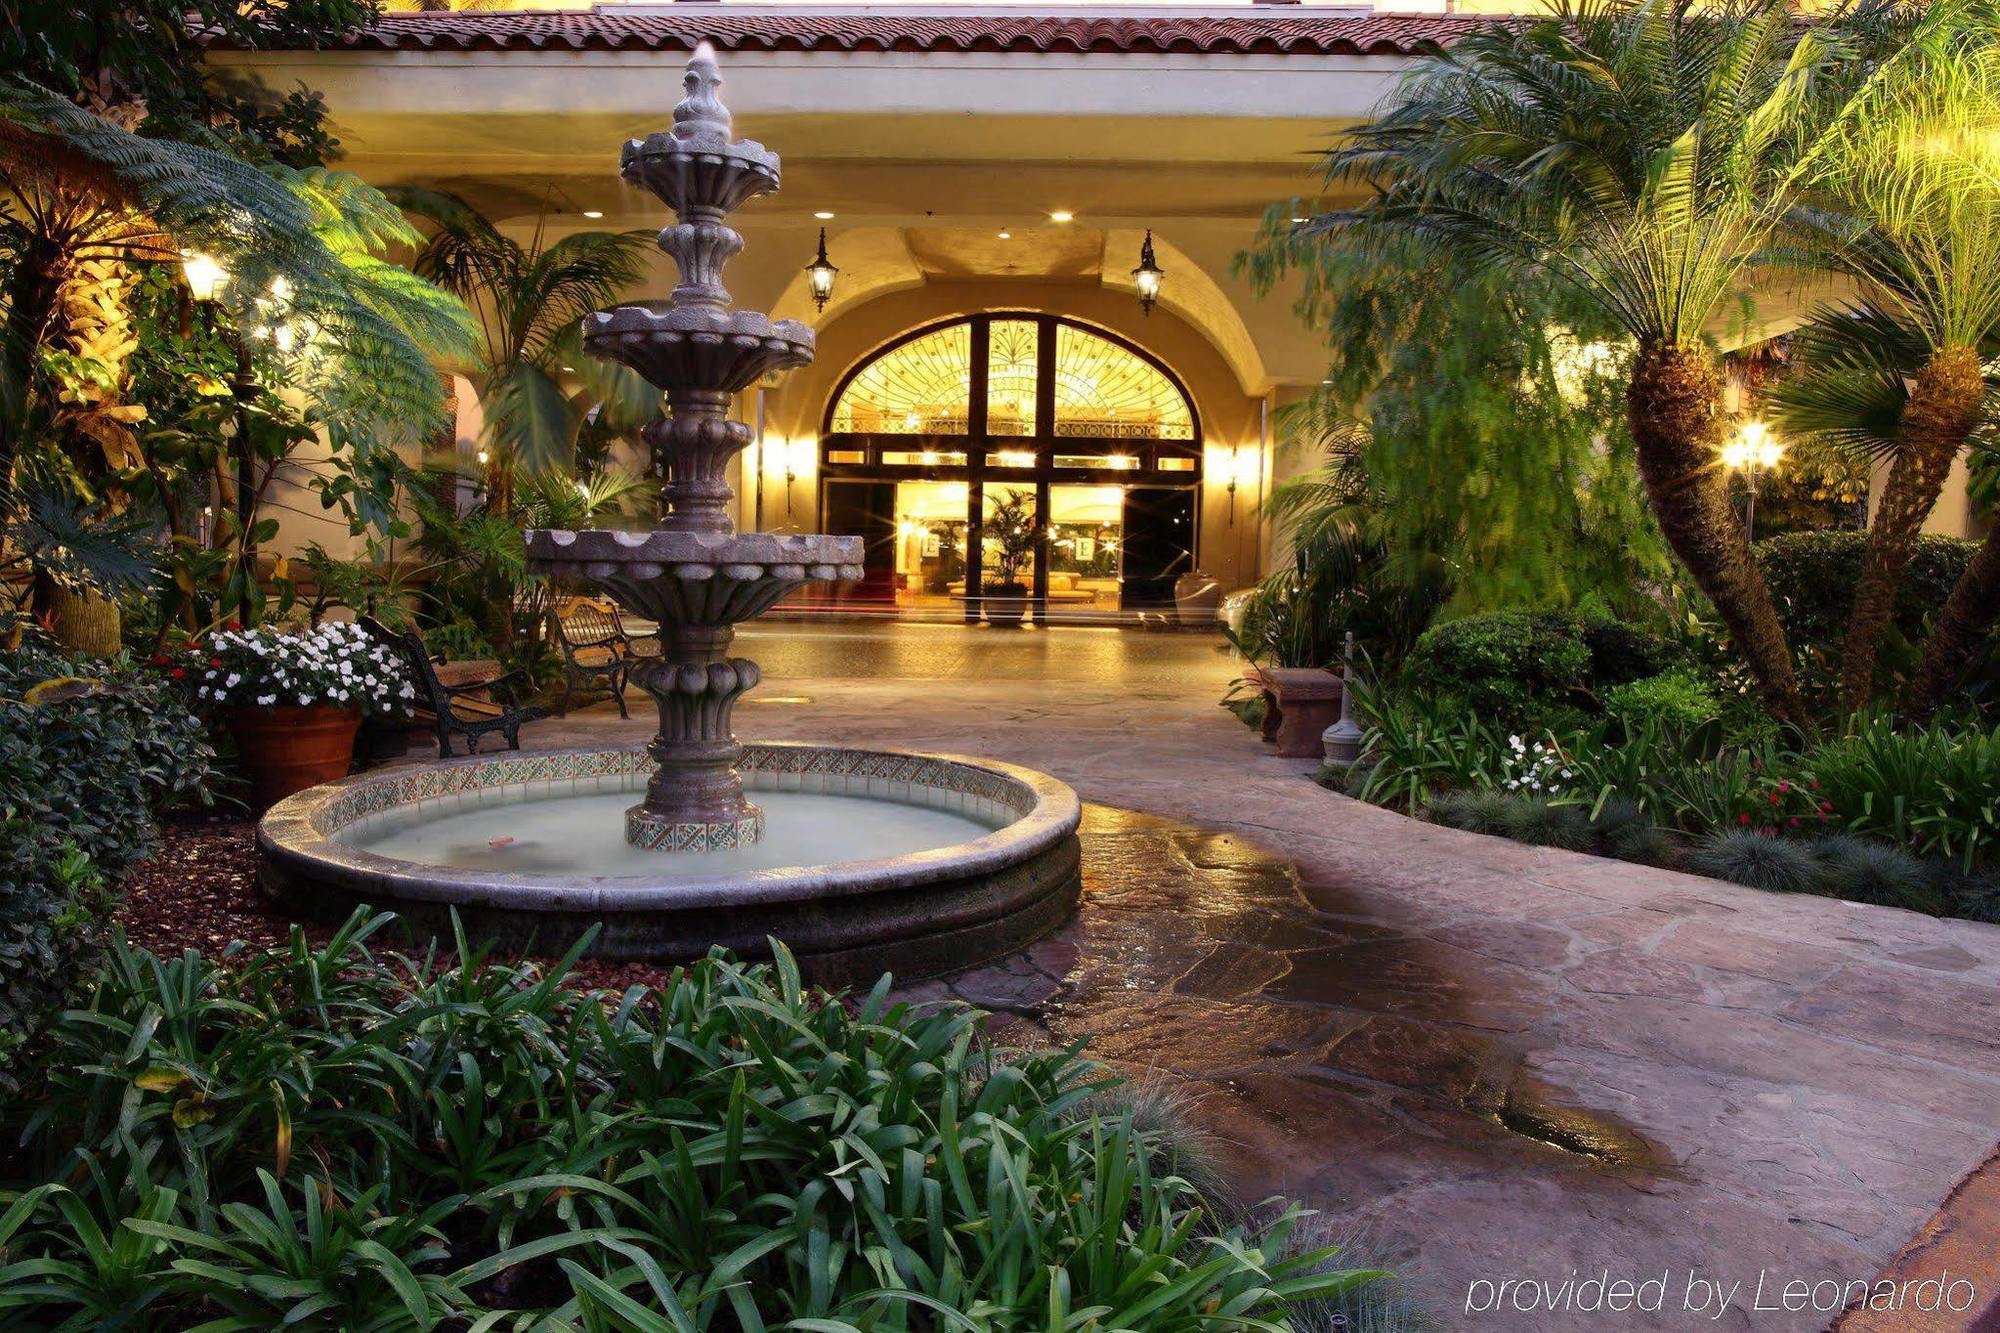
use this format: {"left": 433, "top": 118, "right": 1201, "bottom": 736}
{"left": 1686, "top": 830, "right": 1822, "bottom": 894}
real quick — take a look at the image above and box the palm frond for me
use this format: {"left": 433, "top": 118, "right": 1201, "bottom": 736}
{"left": 1, "top": 466, "right": 158, "bottom": 593}
{"left": 1317, "top": 0, "right": 1867, "bottom": 346}
{"left": 0, "top": 78, "right": 476, "bottom": 445}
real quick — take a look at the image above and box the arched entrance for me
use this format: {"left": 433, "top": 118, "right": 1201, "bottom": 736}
{"left": 817, "top": 313, "right": 1204, "bottom": 621}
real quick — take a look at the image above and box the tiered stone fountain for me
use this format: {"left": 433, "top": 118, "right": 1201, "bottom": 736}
{"left": 522, "top": 44, "right": 862, "bottom": 855}
{"left": 257, "top": 47, "right": 1082, "bottom": 982}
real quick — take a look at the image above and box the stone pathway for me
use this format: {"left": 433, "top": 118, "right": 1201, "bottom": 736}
{"left": 522, "top": 622, "right": 2000, "bottom": 1329}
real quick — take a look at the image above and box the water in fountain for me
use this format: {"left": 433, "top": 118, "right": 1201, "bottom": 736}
{"left": 523, "top": 43, "right": 865, "bottom": 855}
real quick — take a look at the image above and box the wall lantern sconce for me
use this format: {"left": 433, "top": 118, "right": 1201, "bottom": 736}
{"left": 806, "top": 227, "right": 838, "bottom": 313}
{"left": 778, "top": 438, "right": 815, "bottom": 517}
{"left": 1132, "top": 229, "right": 1164, "bottom": 317}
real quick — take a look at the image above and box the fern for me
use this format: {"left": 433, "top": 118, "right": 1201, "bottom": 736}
{"left": 0, "top": 77, "right": 477, "bottom": 457}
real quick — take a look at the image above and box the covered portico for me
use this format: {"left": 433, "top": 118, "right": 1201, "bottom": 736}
{"left": 211, "top": 6, "right": 1479, "bottom": 595}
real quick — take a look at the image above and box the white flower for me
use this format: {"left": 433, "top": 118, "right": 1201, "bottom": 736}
{"left": 256, "top": 694, "right": 276, "bottom": 706}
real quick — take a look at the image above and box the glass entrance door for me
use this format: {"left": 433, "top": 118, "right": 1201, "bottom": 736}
{"left": 818, "top": 314, "right": 1205, "bottom": 623}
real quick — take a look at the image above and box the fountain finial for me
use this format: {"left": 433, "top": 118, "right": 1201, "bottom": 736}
{"left": 674, "top": 42, "right": 731, "bottom": 142}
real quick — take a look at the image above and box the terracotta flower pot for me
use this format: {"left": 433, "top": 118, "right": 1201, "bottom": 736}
{"left": 226, "top": 704, "right": 363, "bottom": 806}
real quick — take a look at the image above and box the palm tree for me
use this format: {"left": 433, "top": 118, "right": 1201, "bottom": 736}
{"left": 1775, "top": 0, "right": 2000, "bottom": 713}
{"left": 387, "top": 188, "right": 657, "bottom": 496}
{"left": 1308, "top": 0, "right": 1906, "bottom": 729}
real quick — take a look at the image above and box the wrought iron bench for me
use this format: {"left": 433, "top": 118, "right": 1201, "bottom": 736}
{"left": 360, "top": 616, "right": 542, "bottom": 758}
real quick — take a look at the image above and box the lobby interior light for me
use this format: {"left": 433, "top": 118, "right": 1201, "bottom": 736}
{"left": 1050, "top": 210, "right": 1074, "bottom": 224}
{"left": 814, "top": 210, "right": 835, "bottom": 220}
{"left": 998, "top": 229, "right": 1012, "bottom": 240}
{"left": 581, "top": 209, "right": 605, "bottom": 219}
{"left": 181, "top": 252, "right": 228, "bottom": 302}
{"left": 1132, "top": 229, "right": 1164, "bottom": 316}
{"left": 805, "top": 227, "right": 838, "bottom": 313}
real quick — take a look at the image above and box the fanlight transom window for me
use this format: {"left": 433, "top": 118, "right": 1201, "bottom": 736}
{"left": 829, "top": 317, "right": 1195, "bottom": 441}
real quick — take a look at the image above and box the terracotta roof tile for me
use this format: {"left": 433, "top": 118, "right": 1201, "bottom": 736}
{"left": 260, "top": 9, "right": 1484, "bottom": 57}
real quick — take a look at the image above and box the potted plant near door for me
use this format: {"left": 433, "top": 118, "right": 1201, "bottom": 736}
{"left": 981, "top": 489, "right": 1040, "bottom": 627}
{"left": 179, "top": 620, "right": 417, "bottom": 805}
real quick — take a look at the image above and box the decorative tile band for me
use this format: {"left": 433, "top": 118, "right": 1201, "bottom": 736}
{"left": 317, "top": 743, "right": 1037, "bottom": 839}
{"left": 626, "top": 803, "right": 766, "bottom": 852}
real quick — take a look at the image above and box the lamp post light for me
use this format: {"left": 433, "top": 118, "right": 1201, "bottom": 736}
{"left": 181, "top": 252, "right": 227, "bottom": 302}
{"left": 1720, "top": 419, "right": 1784, "bottom": 539}
{"left": 1132, "top": 229, "right": 1164, "bottom": 316}
{"left": 180, "top": 251, "right": 260, "bottom": 531}
{"left": 805, "top": 227, "right": 837, "bottom": 313}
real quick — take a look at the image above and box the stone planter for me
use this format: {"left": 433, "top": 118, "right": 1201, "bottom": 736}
{"left": 984, "top": 581, "right": 1029, "bottom": 627}
{"left": 226, "top": 704, "right": 362, "bottom": 806}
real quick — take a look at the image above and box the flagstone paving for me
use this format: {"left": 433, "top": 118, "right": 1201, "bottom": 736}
{"left": 520, "top": 620, "right": 2000, "bottom": 1329}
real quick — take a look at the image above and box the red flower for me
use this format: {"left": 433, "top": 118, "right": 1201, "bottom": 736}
{"left": 1739, "top": 813, "right": 1752, "bottom": 825}
{"left": 209, "top": 658, "right": 222, "bottom": 668}
{"left": 1820, "top": 801, "right": 1833, "bottom": 813}
{"left": 1776, "top": 780, "right": 1791, "bottom": 794}
{"left": 1787, "top": 817, "right": 1801, "bottom": 829}
{"left": 169, "top": 667, "right": 186, "bottom": 680}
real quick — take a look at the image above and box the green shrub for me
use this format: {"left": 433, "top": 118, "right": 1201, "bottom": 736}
{"left": 1755, "top": 531, "right": 1976, "bottom": 674}
{"left": 1574, "top": 617, "right": 1687, "bottom": 690}
{"left": 1686, "top": 831, "right": 1823, "bottom": 894}
{"left": 1351, "top": 679, "right": 1514, "bottom": 809}
{"left": 1499, "top": 797, "right": 1594, "bottom": 850}
{"left": 0, "top": 643, "right": 214, "bottom": 1084}
{"left": 1429, "top": 788, "right": 1518, "bottom": 835}
{"left": 1, "top": 913, "right": 1382, "bottom": 1328}
{"left": 422, "top": 615, "right": 495, "bottom": 663}
{"left": 1806, "top": 716, "right": 2000, "bottom": 869}
{"left": 1401, "top": 611, "right": 1680, "bottom": 732}
{"left": 1603, "top": 669, "right": 1721, "bottom": 731}
{"left": 1590, "top": 797, "right": 1674, "bottom": 865}
{"left": 1807, "top": 835, "right": 1947, "bottom": 914}
{"left": 1948, "top": 876, "right": 2000, "bottom": 924}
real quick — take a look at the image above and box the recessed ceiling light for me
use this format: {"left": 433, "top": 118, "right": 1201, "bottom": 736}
{"left": 814, "top": 210, "right": 835, "bottom": 220}
{"left": 1049, "top": 210, "right": 1074, "bottom": 224}
{"left": 582, "top": 210, "right": 604, "bottom": 219}
{"left": 998, "top": 230, "right": 1012, "bottom": 239}
{"left": 1290, "top": 215, "right": 1310, "bottom": 224}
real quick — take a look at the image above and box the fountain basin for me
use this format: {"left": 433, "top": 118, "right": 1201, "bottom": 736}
{"left": 258, "top": 743, "right": 1082, "bottom": 984}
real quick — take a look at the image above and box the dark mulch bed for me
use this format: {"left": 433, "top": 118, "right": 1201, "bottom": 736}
{"left": 120, "top": 813, "right": 680, "bottom": 992}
